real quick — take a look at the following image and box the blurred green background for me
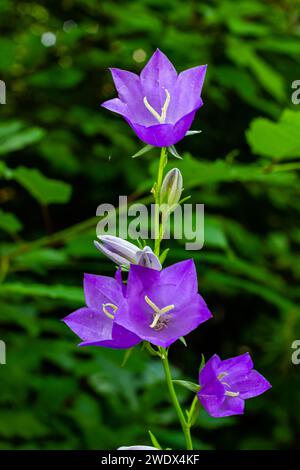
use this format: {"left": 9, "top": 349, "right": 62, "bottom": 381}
{"left": 0, "top": 0, "right": 300, "bottom": 450}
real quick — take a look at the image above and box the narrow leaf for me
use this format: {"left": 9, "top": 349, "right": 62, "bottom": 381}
{"left": 121, "top": 347, "right": 134, "bottom": 367}
{"left": 168, "top": 145, "right": 182, "bottom": 159}
{"left": 159, "top": 248, "right": 169, "bottom": 265}
{"left": 179, "top": 336, "right": 187, "bottom": 347}
{"left": 185, "top": 130, "right": 202, "bottom": 136}
{"left": 131, "top": 144, "right": 154, "bottom": 158}
{"left": 173, "top": 380, "right": 200, "bottom": 393}
{"left": 148, "top": 430, "right": 162, "bottom": 450}
{"left": 0, "top": 209, "right": 23, "bottom": 234}
{"left": 199, "top": 354, "right": 206, "bottom": 373}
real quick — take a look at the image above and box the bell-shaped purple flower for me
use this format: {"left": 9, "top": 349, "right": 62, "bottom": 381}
{"left": 197, "top": 353, "right": 272, "bottom": 418}
{"left": 101, "top": 49, "right": 207, "bottom": 147}
{"left": 63, "top": 270, "right": 141, "bottom": 349}
{"left": 115, "top": 259, "right": 212, "bottom": 348}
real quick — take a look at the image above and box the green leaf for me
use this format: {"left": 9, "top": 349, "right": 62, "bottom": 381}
{"left": 0, "top": 282, "right": 84, "bottom": 304}
{"left": 0, "top": 127, "right": 45, "bottom": 156}
{"left": 173, "top": 380, "right": 200, "bottom": 393}
{"left": 142, "top": 341, "right": 160, "bottom": 357}
{"left": 28, "top": 67, "right": 84, "bottom": 89}
{"left": 159, "top": 248, "right": 169, "bottom": 265}
{"left": 185, "top": 130, "right": 202, "bottom": 136}
{"left": 131, "top": 144, "right": 154, "bottom": 158}
{"left": 179, "top": 336, "right": 187, "bottom": 347}
{"left": 168, "top": 145, "right": 182, "bottom": 159}
{"left": 0, "top": 121, "right": 23, "bottom": 139}
{"left": 121, "top": 347, "right": 135, "bottom": 367}
{"left": 199, "top": 354, "right": 206, "bottom": 373}
{"left": 188, "top": 398, "right": 201, "bottom": 427}
{"left": 162, "top": 154, "right": 295, "bottom": 188}
{"left": 227, "top": 38, "right": 285, "bottom": 101}
{"left": 246, "top": 109, "right": 300, "bottom": 160}
{"left": 13, "top": 166, "right": 72, "bottom": 204}
{"left": 13, "top": 249, "right": 68, "bottom": 274}
{"left": 0, "top": 209, "right": 22, "bottom": 234}
{"left": 0, "top": 412, "right": 48, "bottom": 439}
{"left": 148, "top": 430, "right": 162, "bottom": 450}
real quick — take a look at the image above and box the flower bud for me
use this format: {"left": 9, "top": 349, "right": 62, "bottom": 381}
{"left": 94, "top": 235, "right": 161, "bottom": 270}
{"left": 135, "top": 246, "right": 162, "bottom": 271}
{"left": 160, "top": 168, "right": 183, "bottom": 208}
{"left": 94, "top": 235, "right": 138, "bottom": 266}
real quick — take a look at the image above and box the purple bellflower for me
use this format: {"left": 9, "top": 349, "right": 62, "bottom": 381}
{"left": 63, "top": 270, "right": 141, "bottom": 349}
{"left": 115, "top": 259, "right": 212, "bottom": 348}
{"left": 197, "top": 353, "right": 271, "bottom": 418}
{"left": 101, "top": 49, "right": 207, "bottom": 147}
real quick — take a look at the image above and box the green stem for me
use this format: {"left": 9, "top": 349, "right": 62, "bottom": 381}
{"left": 154, "top": 147, "right": 167, "bottom": 256}
{"left": 160, "top": 348, "right": 193, "bottom": 450}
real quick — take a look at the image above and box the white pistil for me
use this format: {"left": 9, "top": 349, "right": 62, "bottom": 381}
{"left": 143, "top": 88, "right": 170, "bottom": 124}
{"left": 217, "top": 372, "right": 228, "bottom": 380}
{"left": 218, "top": 372, "right": 239, "bottom": 397}
{"left": 102, "top": 302, "right": 118, "bottom": 320}
{"left": 225, "top": 391, "right": 240, "bottom": 398}
{"left": 144, "top": 295, "right": 174, "bottom": 329}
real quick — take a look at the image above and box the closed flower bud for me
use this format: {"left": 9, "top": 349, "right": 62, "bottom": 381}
{"left": 160, "top": 168, "right": 183, "bottom": 209}
{"left": 94, "top": 235, "right": 161, "bottom": 270}
{"left": 135, "top": 246, "right": 162, "bottom": 271}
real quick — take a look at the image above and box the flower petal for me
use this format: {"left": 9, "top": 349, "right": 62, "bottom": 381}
{"left": 126, "top": 264, "right": 161, "bottom": 294}
{"left": 140, "top": 49, "right": 177, "bottom": 115}
{"left": 101, "top": 97, "right": 130, "bottom": 119}
{"left": 153, "top": 294, "right": 211, "bottom": 348}
{"left": 168, "top": 65, "right": 207, "bottom": 121}
{"left": 199, "top": 395, "right": 245, "bottom": 418}
{"left": 161, "top": 259, "right": 198, "bottom": 296}
{"left": 220, "top": 352, "right": 254, "bottom": 376}
{"left": 63, "top": 307, "right": 113, "bottom": 343}
{"left": 84, "top": 273, "right": 123, "bottom": 310}
{"left": 199, "top": 354, "right": 222, "bottom": 386}
{"left": 127, "top": 105, "right": 200, "bottom": 147}
{"left": 80, "top": 322, "right": 141, "bottom": 349}
{"left": 107, "top": 68, "right": 156, "bottom": 125}
{"left": 231, "top": 370, "right": 272, "bottom": 399}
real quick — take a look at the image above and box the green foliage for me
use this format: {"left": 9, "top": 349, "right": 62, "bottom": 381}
{"left": 0, "top": 0, "right": 300, "bottom": 451}
{"left": 247, "top": 110, "right": 300, "bottom": 159}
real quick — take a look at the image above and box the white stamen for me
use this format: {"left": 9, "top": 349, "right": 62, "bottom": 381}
{"left": 225, "top": 391, "right": 240, "bottom": 397}
{"left": 144, "top": 295, "right": 174, "bottom": 329}
{"left": 102, "top": 302, "right": 118, "bottom": 320}
{"left": 217, "top": 372, "right": 228, "bottom": 380}
{"left": 143, "top": 88, "right": 170, "bottom": 123}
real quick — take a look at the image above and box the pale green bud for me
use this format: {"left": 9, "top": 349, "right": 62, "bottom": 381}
{"left": 160, "top": 168, "right": 183, "bottom": 208}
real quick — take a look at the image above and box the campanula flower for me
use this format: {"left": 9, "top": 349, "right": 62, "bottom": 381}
{"left": 101, "top": 49, "right": 207, "bottom": 147}
{"left": 63, "top": 270, "right": 141, "bottom": 349}
{"left": 94, "top": 235, "right": 161, "bottom": 270}
{"left": 197, "top": 353, "right": 271, "bottom": 418}
{"left": 115, "top": 259, "right": 212, "bottom": 348}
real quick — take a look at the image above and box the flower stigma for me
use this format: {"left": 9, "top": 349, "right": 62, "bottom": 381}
{"left": 144, "top": 295, "right": 174, "bottom": 330}
{"left": 143, "top": 88, "right": 170, "bottom": 124}
{"left": 225, "top": 391, "right": 240, "bottom": 397}
{"left": 217, "top": 371, "right": 239, "bottom": 397}
{"left": 102, "top": 302, "right": 118, "bottom": 320}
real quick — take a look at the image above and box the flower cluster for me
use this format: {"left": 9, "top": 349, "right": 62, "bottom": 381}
{"left": 64, "top": 255, "right": 211, "bottom": 349}
{"left": 63, "top": 49, "right": 271, "bottom": 449}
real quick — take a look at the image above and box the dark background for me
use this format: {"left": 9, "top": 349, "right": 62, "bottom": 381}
{"left": 0, "top": 0, "right": 300, "bottom": 450}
